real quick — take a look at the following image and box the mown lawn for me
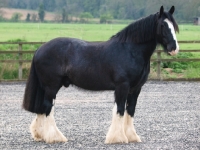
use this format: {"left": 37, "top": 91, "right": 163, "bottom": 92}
{"left": 0, "top": 23, "right": 199, "bottom": 42}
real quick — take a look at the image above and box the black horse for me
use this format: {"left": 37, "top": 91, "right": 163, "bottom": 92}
{"left": 23, "top": 6, "right": 179, "bottom": 144}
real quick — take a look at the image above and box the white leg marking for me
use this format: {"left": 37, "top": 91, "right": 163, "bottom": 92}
{"left": 30, "top": 107, "right": 68, "bottom": 143}
{"left": 124, "top": 111, "right": 141, "bottom": 142}
{"left": 105, "top": 104, "right": 128, "bottom": 144}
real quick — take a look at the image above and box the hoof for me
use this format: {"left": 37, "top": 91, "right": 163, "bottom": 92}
{"left": 105, "top": 104, "right": 128, "bottom": 144}
{"left": 44, "top": 132, "right": 68, "bottom": 143}
{"left": 30, "top": 107, "right": 68, "bottom": 143}
{"left": 105, "top": 137, "right": 128, "bottom": 144}
{"left": 124, "top": 111, "right": 141, "bottom": 143}
{"left": 105, "top": 130, "right": 128, "bottom": 144}
{"left": 125, "top": 128, "right": 142, "bottom": 143}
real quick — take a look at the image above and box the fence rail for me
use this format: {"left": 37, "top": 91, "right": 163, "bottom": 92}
{"left": 0, "top": 41, "right": 200, "bottom": 82}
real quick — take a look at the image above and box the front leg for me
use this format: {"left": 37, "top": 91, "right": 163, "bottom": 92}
{"left": 124, "top": 88, "right": 141, "bottom": 142}
{"left": 105, "top": 104, "right": 128, "bottom": 144}
{"left": 124, "top": 111, "right": 141, "bottom": 142}
{"left": 105, "top": 82, "right": 129, "bottom": 144}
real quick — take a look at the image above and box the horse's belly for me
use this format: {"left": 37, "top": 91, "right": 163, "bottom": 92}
{"left": 69, "top": 74, "right": 115, "bottom": 91}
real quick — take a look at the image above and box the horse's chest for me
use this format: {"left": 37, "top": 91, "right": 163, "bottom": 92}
{"left": 129, "top": 62, "right": 150, "bottom": 88}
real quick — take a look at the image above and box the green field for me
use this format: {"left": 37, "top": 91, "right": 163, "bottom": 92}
{"left": 0, "top": 23, "right": 200, "bottom": 80}
{"left": 0, "top": 23, "right": 199, "bottom": 42}
{"left": 0, "top": 23, "right": 125, "bottom": 42}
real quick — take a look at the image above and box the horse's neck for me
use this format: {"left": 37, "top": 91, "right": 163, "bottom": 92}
{"left": 112, "top": 14, "right": 157, "bottom": 44}
{"left": 132, "top": 15, "right": 157, "bottom": 44}
{"left": 143, "top": 40, "right": 157, "bottom": 58}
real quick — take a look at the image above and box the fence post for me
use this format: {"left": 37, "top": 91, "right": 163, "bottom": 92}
{"left": 157, "top": 51, "right": 161, "bottom": 80}
{"left": 18, "top": 43, "right": 22, "bottom": 80}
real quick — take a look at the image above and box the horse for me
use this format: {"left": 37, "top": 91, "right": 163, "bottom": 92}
{"left": 23, "top": 6, "right": 179, "bottom": 144}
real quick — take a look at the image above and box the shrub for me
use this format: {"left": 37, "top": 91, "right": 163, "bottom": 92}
{"left": 79, "top": 12, "right": 93, "bottom": 23}
{"left": 11, "top": 13, "right": 22, "bottom": 22}
{"left": 26, "top": 13, "right": 31, "bottom": 22}
{"left": 161, "top": 52, "right": 193, "bottom": 73}
{"left": 100, "top": 13, "right": 113, "bottom": 23}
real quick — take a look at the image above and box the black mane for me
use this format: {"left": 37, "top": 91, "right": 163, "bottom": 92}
{"left": 111, "top": 14, "right": 157, "bottom": 43}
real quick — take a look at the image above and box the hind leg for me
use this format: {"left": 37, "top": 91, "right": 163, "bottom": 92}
{"left": 105, "top": 83, "right": 129, "bottom": 144}
{"left": 124, "top": 88, "right": 141, "bottom": 142}
{"left": 30, "top": 106, "right": 68, "bottom": 143}
{"left": 30, "top": 81, "right": 68, "bottom": 143}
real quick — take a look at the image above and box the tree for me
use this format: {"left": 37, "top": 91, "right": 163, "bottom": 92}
{"left": 31, "top": 13, "right": 38, "bottom": 22}
{"left": 83, "top": 0, "right": 102, "bottom": 17}
{"left": 100, "top": 13, "right": 113, "bottom": 23}
{"left": 38, "top": 3, "right": 45, "bottom": 22}
{"left": 43, "top": 0, "right": 56, "bottom": 12}
{"left": 28, "top": 0, "right": 40, "bottom": 10}
{"left": 79, "top": 12, "right": 93, "bottom": 23}
{"left": 26, "top": 13, "right": 30, "bottom": 22}
{"left": 62, "top": 8, "right": 68, "bottom": 23}
{"left": 11, "top": 12, "right": 22, "bottom": 22}
{"left": 2, "top": 0, "right": 200, "bottom": 22}
{"left": 0, "top": 10, "right": 5, "bottom": 22}
{"left": 0, "top": 8, "right": 4, "bottom": 20}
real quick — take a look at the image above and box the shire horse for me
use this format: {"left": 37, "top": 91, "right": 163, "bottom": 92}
{"left": 23, "top": 6, "right": 179, "bottom": 144}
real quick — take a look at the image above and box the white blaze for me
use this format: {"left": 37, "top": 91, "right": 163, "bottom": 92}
{"left": 164, "top": 18, "right": 179, "bottom": 55}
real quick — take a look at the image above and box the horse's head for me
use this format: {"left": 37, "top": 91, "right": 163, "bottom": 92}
{"left": 156, "top": 6, "right": 179, "bottom": 56}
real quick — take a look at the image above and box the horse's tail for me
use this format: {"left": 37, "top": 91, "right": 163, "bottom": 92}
{"left": 22, "top": 55, "right": 45, "bottom": 114}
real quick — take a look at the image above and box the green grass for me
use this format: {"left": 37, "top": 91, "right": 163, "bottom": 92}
{"left": 177, "top": 25, "right": 200, "bottom": 41}
{"left": 0, "top": 23, "right": 199, "bottom": 42}
{"left": 0, "top": 23, "right": 126, "bottom": 42}
{"left": 0, "top": 23, "right": 200, "bottom": 80}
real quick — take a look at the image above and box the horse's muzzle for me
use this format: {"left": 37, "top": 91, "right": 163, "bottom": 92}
{"left": 168, "top": 49, "right": 179, "bottom": 56}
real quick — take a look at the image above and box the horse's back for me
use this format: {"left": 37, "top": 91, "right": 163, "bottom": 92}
{"left": 33, "top": 37, "right": 111, "bottom": 90}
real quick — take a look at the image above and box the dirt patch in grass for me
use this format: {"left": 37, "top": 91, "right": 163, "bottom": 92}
{"left": 0, "top": 8, "right": 56, "bottom": 21}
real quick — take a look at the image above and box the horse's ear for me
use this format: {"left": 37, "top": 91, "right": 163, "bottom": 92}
{"left": 159, "top": 6, "right": 164, "bottom": 18}
{"left": 169, "top": 6, "right": 175, "bottom": 14}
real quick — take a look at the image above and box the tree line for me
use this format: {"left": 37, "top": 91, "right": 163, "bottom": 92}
{"left": 0, "top": 0, "right": 200, "bottom": 23}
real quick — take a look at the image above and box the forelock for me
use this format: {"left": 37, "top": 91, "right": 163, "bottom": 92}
{"left": 163, "top": 12, "right": 179, "bottom": 33}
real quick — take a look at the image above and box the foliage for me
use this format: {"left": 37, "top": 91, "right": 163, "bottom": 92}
{"left": 38, "top": 3, "right": 45, "bottom": 22}
{"left": 100, "top": 13, "right": 113, "bottom": 23}
{"left": 79, "top": 12, "right": 93, "bottom": 23}
{"left": 0, "top": 8, "right": 5, "bottom": 22}
{"left": 0, "top": 15, "right": 5, "bottom": 22}
{"left": 161, "top": 53, "right": 194, "bottom": 73}
{"left": 11, "top": 12, "right": 22, "bottom": 22}
{"left": 31, "top": 13, "right": 37, "bottom": 22}
{"left": 61, "top": 8, "right": 68, "bottom": 23}
{"left": 25, "top": 13, "right": 30, "bottom": 22}
{"left": 1, "top": 0, "right": 200, "bottom": 22}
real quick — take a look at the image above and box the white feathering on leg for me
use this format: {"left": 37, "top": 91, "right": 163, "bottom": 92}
{"left": 124, "top": 110, "right": 141, "bottom": 142}
{"left": 30, "top": 107, "right": 68, "bottom": 143}
{"left": 105, "top": 104, "right": 128, "bottom": 144}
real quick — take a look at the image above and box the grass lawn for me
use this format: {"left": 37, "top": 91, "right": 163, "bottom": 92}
{"left": 0, "top": 23, "right": 199, "bottom": 42}
{"left": 0, "top": 23, "right": 125, "bottom": 42}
